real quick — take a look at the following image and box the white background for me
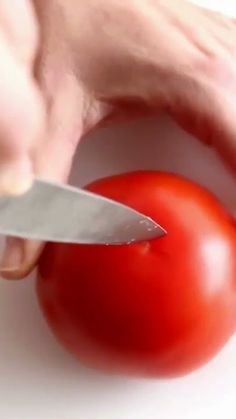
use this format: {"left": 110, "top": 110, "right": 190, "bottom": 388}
{"left": 1, "top": 1, "right": 236, "bottom": 419}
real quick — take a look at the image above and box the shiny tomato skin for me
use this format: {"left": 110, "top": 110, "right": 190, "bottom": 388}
{"left": 37, "top": 171, "right": 236, "bottom": 377}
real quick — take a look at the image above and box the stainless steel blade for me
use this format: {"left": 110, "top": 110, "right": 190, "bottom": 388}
{"left": 0, "top": 178, "right": 166, "bottom": 244}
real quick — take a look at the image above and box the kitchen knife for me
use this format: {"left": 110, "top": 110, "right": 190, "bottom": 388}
{"left": 0, "top": 178, "right": 166, "bottom": 244}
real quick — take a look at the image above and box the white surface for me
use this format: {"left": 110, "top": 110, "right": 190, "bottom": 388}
{"left": 1, "top": 2, "right": 236, "bottom": 419}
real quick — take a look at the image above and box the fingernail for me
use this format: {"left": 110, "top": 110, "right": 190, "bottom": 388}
{"left": 0, "top": 238, "right": 24, "bottom": 273}
{"left": 0, "top": 159, "right": 33, "bottom": 195}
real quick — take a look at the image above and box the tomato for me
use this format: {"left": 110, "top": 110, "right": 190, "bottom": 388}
{"left": 37, "top": 171, "right": 236, "bottom": 377}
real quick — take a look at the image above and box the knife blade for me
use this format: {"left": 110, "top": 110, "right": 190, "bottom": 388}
{"left": 0, "top": 178, "right": 166, "bottom": 244}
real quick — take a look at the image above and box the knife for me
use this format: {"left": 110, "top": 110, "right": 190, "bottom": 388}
{"left": 0, "top": 178, "right": 166, "bottom": 244}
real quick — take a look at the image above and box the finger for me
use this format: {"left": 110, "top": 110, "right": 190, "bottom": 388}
{"left": 0, "top": 0, "right": 38, "bottom": 64}
{"left": 1, "top": 76, "right": 85, "bottom": 279}
{"left": 206, "top": 94, "right": 236, "bottom": 172}
{"left": 0, "top": 33, "right": 45, "bottom": 195}
{"left": 0, "top": 238, "right": 43, "bottom": 279}
{"left": 167, "top": 75, "right": 236, "bottom": 171}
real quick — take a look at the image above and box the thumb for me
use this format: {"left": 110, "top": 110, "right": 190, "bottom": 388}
{"left": 1, "top": 76, "right": 86, "bottom": 279}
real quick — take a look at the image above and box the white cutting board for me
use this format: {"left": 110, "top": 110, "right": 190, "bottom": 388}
{"left": 1, "top": 2, "right": 236, "bottom": 419}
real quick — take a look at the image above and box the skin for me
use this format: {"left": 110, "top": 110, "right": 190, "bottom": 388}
{"left": 1, "top": 0, "right": 236, "bottom": 278}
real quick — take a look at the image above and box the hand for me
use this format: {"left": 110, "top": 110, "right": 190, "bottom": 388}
{"left": 2, "top": 0, "right": 236, "bottom": 279}
{"left": 0, "top": 0, "right": 43, "bottom": 193}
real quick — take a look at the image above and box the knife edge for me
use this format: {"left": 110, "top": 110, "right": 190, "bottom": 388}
{"left": 0, "top": 178, "right": 166, "bottom": 244}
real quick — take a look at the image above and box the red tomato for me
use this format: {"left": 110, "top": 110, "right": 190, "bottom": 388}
{"left": 37, "top": 171, "right": 236, "bottom": 377}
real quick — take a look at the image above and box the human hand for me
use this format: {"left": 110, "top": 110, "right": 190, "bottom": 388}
{"left": 0, "top": 0, "right": 43, "bottom": 194}
{"left": 2, "top": 0, "right": 236, "bottom": 278}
